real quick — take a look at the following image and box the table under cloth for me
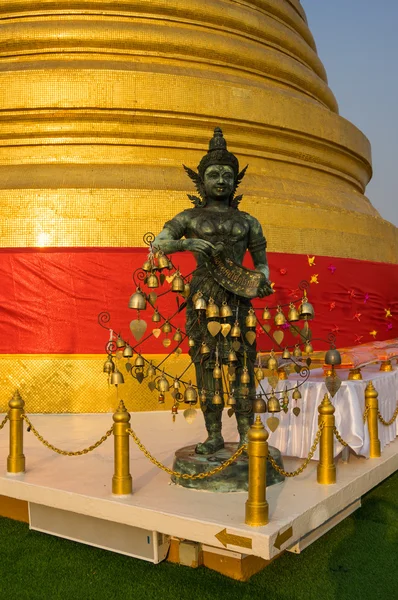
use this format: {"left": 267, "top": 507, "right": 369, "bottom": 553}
{"left": 257, "top": 366, "right": 398, "bottom": 459}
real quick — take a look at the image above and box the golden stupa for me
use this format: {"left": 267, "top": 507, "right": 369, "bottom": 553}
{"left": 0, "top": 0, "right": 396, "bottom": 261}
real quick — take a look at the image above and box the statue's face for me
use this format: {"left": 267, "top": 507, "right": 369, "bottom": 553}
{"left": 203, "top": 165, "right": 235, "bottom": 201}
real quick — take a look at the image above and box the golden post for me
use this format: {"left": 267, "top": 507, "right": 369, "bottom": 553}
{"left": 7, "top": 390, "right": 25, "bottom": 474}
{"left": 317, "top": 393, "right": 336, "bottom": 485}
{"left": 245, "top": 415, "right": 269, "bottom": 527}
{"left": 112, "top": 400, "right": 132, "bottom": 495}
{"left": 365, "top": 382, "right": 381, "bottom": 458}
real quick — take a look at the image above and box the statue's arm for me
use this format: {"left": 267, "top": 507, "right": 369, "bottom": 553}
{"left": 153, "top": 213, "right": 215, "bottom": 257}
{"left": 247, "top": 216, "right": 272, "bottom": 297}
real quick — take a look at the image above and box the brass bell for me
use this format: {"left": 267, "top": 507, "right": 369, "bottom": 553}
{"left": 253, "top": 397, "right": 266, "bottom": 414}
{"left": 157, "top": 373, "right": 169, "bottom": 393}
{"left": 293, "top": 345, "right": 302, "bottom": 358}
{"left": 305, "top": 341, "right": 313, "bottom": 354}
{"left": 200, "top": 341, "right": 210, "bottom": 354}
{"left": 183, "top": 283, "right": 191, "bottom": 298}
{"left": 240, "top": 367, "right": 250, "bottom": 384}
{"left": 274, "top": 307, "right": 286, "bottom": 326}
{"left": 262, "top": 307, "right": 272, "bottom": 321}
{"left": 111, "top": 370, "right": 124, "bottom": 386}
{"left": 245, "top": 308, "right": 257, "bottom": 329}
{"left": 194, "top": 292, "right": 207, "bottom": 311}
{"left": 288, "top": 303, "right": 300, "bottom": 322}
{"left": 228, "top": 370, "right": 236, "bottom": 382}
{"left": 231, "top": 321, "right": 241, "bottom": 338}
{"left": 116, "top": 336, "right": 125, "bottom": 348}
{"left": 171, "top": 403, "right": 178, "bottom": 414}
{"left": 324, "top": 348, "right": 342, "bottom": 366}
{"left": 184, "top": 382, "right": 198, "bottom": 405}
{"left": 227, "top": 394, "right": 236, "bottom": 406}
{"left": 173, "top": 378, "right": 181, "bottom": 389}
{"left": 103, "top": 355, "right": 115, "bottom": 374}
{"left": 146, "top": 273, "right": 159, "bottom": 289}
{"left": 188, "top": 337, "right": 196, "bottom": 347}
{"left": 267, "top": 393, "right": 281, "bottom": 413}
{"left": 213, "top": 363, "right": 222, "bottom": 379}
{"left": 228, "top": 349, "right": 237, "bottom": 363}
{"left": 292, "top": 386, "right": 302, "bottom": 401}
{"left": 162, "top": 321, "right": 172, "bottom": 334}
{"left": 123, "top": 345, "right": 133, "bottom": 358}
{"left": 157, "top": 252, "right": 169, "bottom": 270}
{"left": 282, "top": 347, "right": 291, "bottom": 360}
{"left": 173, "top": 329, "right": 183, "bottom": 343}
{"left": 158, "top": 393, "right": 165, "bottom": 404}
{"left": 299, "top": 294, "right": 315, "bottom": 320}
{"left": 147, "top": 361, "right": 156, "bottom": 378}
{"left": 212, "top": 392, "right": 224, "bottom": 406}
{"left": 129, "top": 288, "right": 147, "bottom": 310}
{"left": 267, "top": 351, "right": 278, "bottom": 371}
{"left": 200, "top": 389, "right": 207, "bottom": 404}
{"left": 255, "top": 367, "right": 264, "bottom": 382}
{"left": 142, "top": 259, "right": 153, "bottom": 272}
{"left": 206, "top": 298, "right": 220, "bottom": 319}
{"left": 220, "top": 301, "right": 233, "bottom": 318}
{"left": 152, "top": 309, "right": 161, "bottom": 322}
{"left": 171, "top": 272, "right": 185, "bottom": 293}
{"left": 135, "top": 355, "right": 145, "bottom": 367}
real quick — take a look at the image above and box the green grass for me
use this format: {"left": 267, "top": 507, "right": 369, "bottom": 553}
{"left": 0, "top": 473, "right": 397, "bottom": 600}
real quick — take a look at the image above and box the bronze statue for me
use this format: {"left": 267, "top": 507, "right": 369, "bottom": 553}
{"left": 153, "top": 128, "right": 273, "bottom": 454}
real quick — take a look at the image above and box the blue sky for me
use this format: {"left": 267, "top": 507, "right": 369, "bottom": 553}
{"left": 301, "top": 0, "right": 398, "bottom": 226}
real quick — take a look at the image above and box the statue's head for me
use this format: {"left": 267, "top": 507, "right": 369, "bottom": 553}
{"left": 183, "top": 128, "right": 247, "bottom": 208}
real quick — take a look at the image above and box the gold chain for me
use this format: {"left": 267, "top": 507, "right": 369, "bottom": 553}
{"left": 333, "top": 426, "right": 349, "bottom": 447}
{"left": 22, "top": 414, "right": 113, "bottom": 456}
{"left": 363, "top": 405, "right": 370, "bottom": 423}
{"left": 377, "top": 405, "right": 398, "bottom": 427}
{"left": 0, "top": 414, "right": 8, "bottom": 431}
{"left": 127, "top": 427, "right": 247, "bottom": 479}
{"left": 267, "top": 422, "right": 324, "bottom": 478}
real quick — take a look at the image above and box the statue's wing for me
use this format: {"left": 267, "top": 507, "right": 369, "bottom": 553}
{"left": 188, "top": 194, "right": 205, "bottom": 207}
{"left": 230, "top": 194, "right": 243, "bottom": 209}
{"left": 236, "top": 165, "right": 248, "bottom": 190}
{"left": 183, "top": 165, "right": 205, "bottom": 201}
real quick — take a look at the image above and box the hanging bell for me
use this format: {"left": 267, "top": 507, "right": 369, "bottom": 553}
{"left": 213, "top": 363, "right": 222, "bottom": 379}
{"left": 184, "top": 381, "right": 198, "bottom": 405}
{"left": 245, "top": 308, "right": 257, "bottom": 329}
{"left": 267, "top": 350, "right": 278, "bottom": 371}
{"left": 282, "top": 389, "right": 290, "bottom": 413}
{"left": 123, "top": 344, "right": 133, "bottom": 358}
{"left": 240, "top": 367, "right": 250, "bottom": 384}
{"left": 282, "top": 347, "right": 291, "bottom": 360}
{"left": 253, "top": 397, "right": 266, "bottom": 413}
{"left": 292, "top": 386, "right": 302, "bottom": 401}
{"left": 288, "top": 303, "right": 300, "bottom": 322}
{"left": 158, "top": 393, "right": 165, "bottom": 404}
{"left": 129, "top": 288, "right": 147, "bottom": 310}
{"left": 188, "top": 337, "right": 196, "bottom": 348}
{"left": 111, "top": 370, "right": 124, "bottom": 386}
{"left": 142, "top": 259, "right": 153, "bottom": 272}
{"left": 152, "top": 309, "right": 161, "bottom": 322}
{"left": 227, "top": 394, "right": 236, "bottom": 407}
{"left": 299, "top": 294, "right": 315, "bottom": 320}
{"left": 183, "top": 283, "right": 191, "bottom": 298}
{"left": 116, "top": 336, "right": 125, "bottom": 348}
{"left": 171, "top": 271, "right": 185, "bottom": 293}
{"left": 157, "top": 252, "right": 169, "bottom": 270}
{"left": 231, "top": 321, "right": 241, "bottom": 338}
{"left": 267, "top": 393, "right": 281, "bottom": 413}
{"left": 135, "top": 355, "right": 145, "bottom": 367}
{"left": 255, "top": 367, "right": 264, "bottom": 382}
{"left": 173, "top": 329, "right": 183, "bottom": 343}
{"left": 194, "top": 292, "right": 207, "bottom": 311}
{"left": 162, "top": 321, "right": 172, "bottom": 334}
{"left": 103, "top": 355, "right": 115, "bottom": 374}
{"left": 228, "top": 349, "right": 237, "bottom": 363}
{"left": 212, "top": 392, "right": 224, "bottom": 406}
{"left": 146, "top": 273, "right": 159, "bottom": 289}
{"left": 220, "top": 301, "right": 233, "bottom": 318}
{"left": 293, "top": 345, "right": 302, "bottom": 358}
{"left": 171, "top": 403, "right": 178, "bottom": 414}
{"left": 305, "top": 340, "right": 313, "bottom": 354}
{"left": 228, "top": 370, "right": 236, "bottom": 382}
{"left": 206, "top": 298, "right": 220, "bottom": 319}
{"left": 157, "top": 372, "right": 169, "bottom": 393}
{"left": 201, "top": 341, "right": 211, "bottom": 354}
{"left": 274, "top": 306, "right": 286, "bottom": 326}
{"left": 262, "top": 307, "right": 272, "bottom": 321}
{"left": 147, "top": 361, "right": 156, "bottom": 378}
{"left": 200, "top": 389, "right": 207, "bottom": 404}
{"left": 324, "top": 348, "right": 342, "bottom": 366}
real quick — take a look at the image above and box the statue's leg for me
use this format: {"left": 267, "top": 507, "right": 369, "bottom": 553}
{"left": 234, "top": 357, "right": 255, "bottom": 448}
{"left": 194, "top": 361, "right": 224, "bottom": 455}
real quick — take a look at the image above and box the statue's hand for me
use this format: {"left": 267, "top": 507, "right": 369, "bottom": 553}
{"left": 182, "top": 239, "right": 216, "bottom": 257}
{"left": 257, "top": 279, "right": 274, "bottom": 298}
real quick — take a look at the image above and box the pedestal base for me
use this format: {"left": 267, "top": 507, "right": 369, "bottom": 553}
{"left": 171, "top": 443, "right": 285, "bottom": 492}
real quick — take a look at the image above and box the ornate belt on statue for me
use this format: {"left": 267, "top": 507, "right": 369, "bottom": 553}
{"left": 205, "top": 252, "right": 266, "bottom": 299}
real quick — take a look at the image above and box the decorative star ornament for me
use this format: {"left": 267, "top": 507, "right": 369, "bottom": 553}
{"left": 363, "top": 293, "right": 370, "bottom": 303}
{"left": 307, "top": 256, "right": 316, "bottom": 267}
{"left": 369, "top": 330, "right": 377, "bottom": 339}
{"left": 328, "top": 264, "right": 336, "bottom": 274}
{"left": 354, "top": 335, "right": 364, "bottom": 344}
{"left": 329, "top": 301, "right": 336, "bottom": 311}
{"left": 348, "top": 289, "right": 356, "bottom": 299}
{"left": 353, "top": 313, "right": 362, "bottom": 322}
{"left": 384, "top": 308, "right": 392, "bottom": 318}
{"left": 386, "top": 322, "right": 393, "bottom": 331}
{"left": 310, "top": 274, "right": 319, "bottom": 284}
{"left": 288, "top": 288, "right": 300, "bottom": 299}
{"left": 331, "top": 325, "right": 340, "bottom": 334}
{"left": 279, "top": 268, "right": 287, "bottom": 275}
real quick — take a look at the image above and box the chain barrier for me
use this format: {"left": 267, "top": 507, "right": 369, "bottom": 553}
{"left": 267, "top": 422, "right": 324, "bottom": 478}
{"left": 0, "top": 414, "right": 9, "bottom": 431}
{"left": 363, "top": 405, "right": 370, "bottom": 423}
{"left": 22, "top": 414, "right": 113, "bottom": 456}
{"left": 377, "top": 405, "right": 398, "bottom": 427}
{"left": 333, "top": 426, "right": 349, "bottom": 447}
{"left": 127, "top": 427, "right": 246, "bottom": 479}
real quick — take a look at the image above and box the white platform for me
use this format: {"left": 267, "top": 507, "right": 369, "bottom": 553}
{"left": 0, "top": 412, "right": 397, "bottom": 561}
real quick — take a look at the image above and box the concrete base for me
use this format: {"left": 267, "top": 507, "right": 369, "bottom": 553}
{"left": 0, "top": 412, "right": 396, "bottom": 579}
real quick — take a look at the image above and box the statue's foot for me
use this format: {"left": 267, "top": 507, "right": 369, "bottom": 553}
{"left": 195, "top": 434, "right": 224, "bottom": 455}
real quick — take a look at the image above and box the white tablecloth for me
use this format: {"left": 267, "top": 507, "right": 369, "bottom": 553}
{"left": 258, "top": 366, "right": 398, "bottom": 459}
